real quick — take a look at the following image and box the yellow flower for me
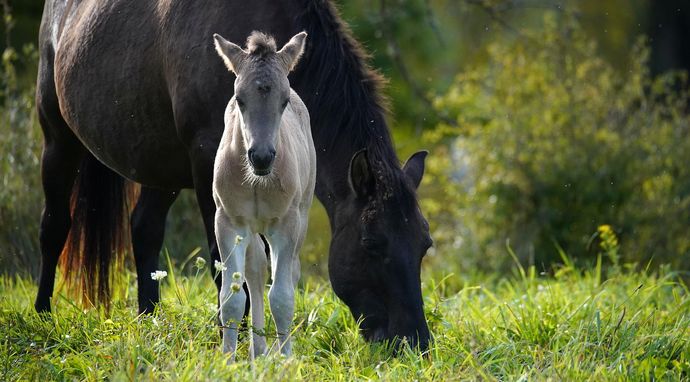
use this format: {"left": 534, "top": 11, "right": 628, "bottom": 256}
{"left": 598, "top": 224, "right": 612, "bottom": 234}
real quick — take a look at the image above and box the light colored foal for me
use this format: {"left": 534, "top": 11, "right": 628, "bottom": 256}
{"left": 212, "top": 31, "right": 315, "bottom": 361}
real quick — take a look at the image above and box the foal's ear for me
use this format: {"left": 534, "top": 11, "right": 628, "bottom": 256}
{"left": 349, "top": 149, "right": 376, "bottom": 199}
{"left": 278, "top": 31, "right": 307, "bottom": 72}
{"left": 402, "top": 150, "right": 428, "bottom": 189}
{"left": 213, "top": 33, "right": 247, "bottom": 74}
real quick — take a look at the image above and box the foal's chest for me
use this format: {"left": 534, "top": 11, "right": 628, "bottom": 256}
{"left": 213, "top": 155, "right": 295, "bottom": 231}
{"left": 229, "top": 185, "right": 290, "bottom": 227}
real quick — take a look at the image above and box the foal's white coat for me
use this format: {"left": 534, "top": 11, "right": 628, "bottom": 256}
{"left": 212, "top": 32, "right": 315, "bottom": 361}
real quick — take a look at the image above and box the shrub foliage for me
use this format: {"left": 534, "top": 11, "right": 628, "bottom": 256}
{"left": 424, "top": 15, "right": 690, "bottom": 271}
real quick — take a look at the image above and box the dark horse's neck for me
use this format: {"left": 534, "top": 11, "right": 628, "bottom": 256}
{"left": 290, "top": 0, "right": 400, "bottom": 218}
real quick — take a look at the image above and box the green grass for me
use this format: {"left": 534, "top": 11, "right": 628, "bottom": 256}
{"left": 1, "top": 260, "right": 689, "bottom": 381}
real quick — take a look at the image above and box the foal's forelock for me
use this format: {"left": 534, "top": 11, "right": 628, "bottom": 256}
{"left": 246, "top": 32, "right": 278, "bottom": 57}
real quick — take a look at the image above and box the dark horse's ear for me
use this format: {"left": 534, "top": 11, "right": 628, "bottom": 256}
{"left": 278, "top": 31, "right": 307, "bottom": 72}
{"left": 349, "top": 149, "right": 376, "bottom": 199}
{"left": 213, "top": 33, "right": 247, "bottom": 74}
{"left": 403, "top": 150, "right": 428, "bottom": 189}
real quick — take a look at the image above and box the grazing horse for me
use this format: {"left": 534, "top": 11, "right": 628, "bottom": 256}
{"left": 35, "top": 0, "right": 432, "bottom": 349}
{"left": 212, "top": 31, "right": 315, "bottom": 359}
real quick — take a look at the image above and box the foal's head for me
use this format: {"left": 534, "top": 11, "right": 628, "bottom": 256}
{"left": 214, "top": 31, "right": 307, "bottom": 176}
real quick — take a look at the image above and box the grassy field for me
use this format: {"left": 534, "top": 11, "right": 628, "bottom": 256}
{"left": 1, "top": 258, "right": 689, "bottom": 381}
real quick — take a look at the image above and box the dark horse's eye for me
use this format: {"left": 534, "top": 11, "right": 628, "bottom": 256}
{"left": 362, "top": 238, "right": 376, "bottom": 249}
{"left": 236, "top": 98, "right": 245, "bottom": 109}
{"left": 282, "top": 99, "right": 289, "bottom": 109}
{"left": 361, "top": 237, "right": 386, "bottom": 254}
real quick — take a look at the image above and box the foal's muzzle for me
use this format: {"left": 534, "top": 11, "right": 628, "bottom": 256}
{"left": 248, "top": 146, "right": 276, "bottom": 176}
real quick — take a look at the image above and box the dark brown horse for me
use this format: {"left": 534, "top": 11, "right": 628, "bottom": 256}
{"left": 35, "top": 0, "right": 432, "bottom": 349}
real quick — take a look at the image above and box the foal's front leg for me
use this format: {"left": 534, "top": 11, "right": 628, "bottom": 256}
{"left": 214, "top": 210, "right": 248, "bottom": 360}
{"left": 266, "top": 216, "right": 304, "bottom": 356}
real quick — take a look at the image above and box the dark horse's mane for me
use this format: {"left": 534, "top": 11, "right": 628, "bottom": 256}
{"left": 294, "top": 0, "right": 416, "bottom": 204}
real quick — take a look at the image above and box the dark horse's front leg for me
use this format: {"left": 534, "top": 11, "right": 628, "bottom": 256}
{"left": 131, "top": 186, "right": 179, "bottom": 314}
{"left": 187, "top": 134, "right": 224, "bottom": 295}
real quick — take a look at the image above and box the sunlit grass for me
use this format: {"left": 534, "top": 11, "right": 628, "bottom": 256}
{"left": 1, "top": 258, "right": 689, "bottom": 381}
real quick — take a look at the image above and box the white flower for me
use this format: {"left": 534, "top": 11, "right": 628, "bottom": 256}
{"left": 232, "top": 271, "right": 242, "bottom": 281}
{"left": 150, "top": 270, "right": 168, "bottom": 281}
{"left": 230, "top": 282, "right": 241, "bottom": 293}
{"left": 234, "top": 235, "right": 244, "bottom": 245}
{"left": 214, "top": 260, "right": 227, "bottom": 272}
{"left": 194, "top": 257, "right": 206, "bottom": 269}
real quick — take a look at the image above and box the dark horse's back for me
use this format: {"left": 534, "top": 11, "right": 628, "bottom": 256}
{"left": 40, "top": 0, "right": 300, "bottom": 189}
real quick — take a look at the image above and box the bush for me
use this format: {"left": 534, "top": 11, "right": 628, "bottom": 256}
{"left": 424, "top": 14, "right": 690, "bottom": 271}
{"left": 0, "top": 41, "right": 42, "bottom": 276}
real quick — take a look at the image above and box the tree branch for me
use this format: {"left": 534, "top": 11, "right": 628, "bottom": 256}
{"left": 378, "top": 0, "right": 458, "bottom": 128}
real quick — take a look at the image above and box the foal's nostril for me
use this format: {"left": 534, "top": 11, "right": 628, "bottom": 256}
{"left": 247, "top": 146, "right": 276, "bottom": 175}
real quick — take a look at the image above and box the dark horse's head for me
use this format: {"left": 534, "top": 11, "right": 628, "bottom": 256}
{"left": 329, "top": 149, "right": 432, "bottom": 350}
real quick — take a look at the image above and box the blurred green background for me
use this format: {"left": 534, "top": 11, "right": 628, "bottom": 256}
{"left": 1, "top": 0, "right": 689, "bottom": 282}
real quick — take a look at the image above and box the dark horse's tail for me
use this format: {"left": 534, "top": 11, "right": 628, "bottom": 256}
{"left": 58, "top": 154, "right": 135, "bottom": 310}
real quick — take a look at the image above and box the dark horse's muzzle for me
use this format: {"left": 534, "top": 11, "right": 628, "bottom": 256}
{"left": 248, "top": 146, "right": 276, "bottom": 176}
{"left": 390, "top": 318, "right": 431, "bottom": 352}
{"left": 360, "top": 308, "right": 431, "bottom": 352}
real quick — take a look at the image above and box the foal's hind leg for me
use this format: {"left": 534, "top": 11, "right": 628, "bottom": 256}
{"left": 130, "top": 187, "right": 179, "bottom": 314}
{"left": 34, "top": 113, "right": 85, "bottom": 313}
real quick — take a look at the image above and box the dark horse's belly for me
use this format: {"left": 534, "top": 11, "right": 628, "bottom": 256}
{"left": 53, "top": 1, "right": 194, "bottom": 188}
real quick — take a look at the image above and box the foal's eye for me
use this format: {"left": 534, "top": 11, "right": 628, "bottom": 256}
{"left": 282, "top": 99, "right": 289, "bottom": 109}
{"left": 236, "top": 98, "right": 245, "bottom": 109}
